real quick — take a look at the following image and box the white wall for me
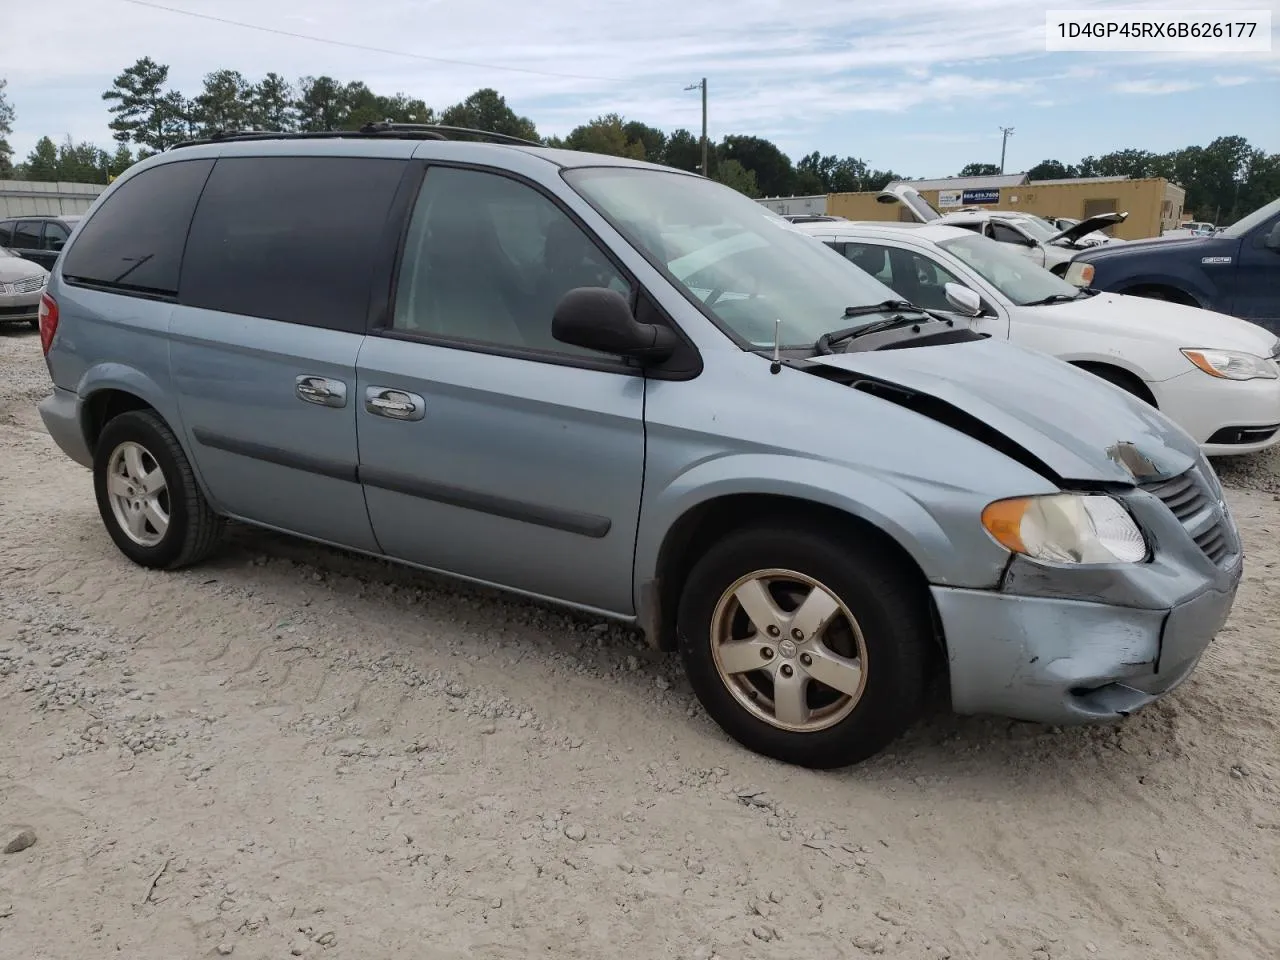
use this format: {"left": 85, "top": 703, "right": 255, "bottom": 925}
{"left": 756, "top": 195, "right": 828, "bottom": 216}
{"left": 0, "top": 180, "right": 106, "bottom": 218}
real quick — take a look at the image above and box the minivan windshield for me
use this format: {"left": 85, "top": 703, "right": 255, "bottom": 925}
{"left": 938, "top": 233, "right": 1084, "bottom": 306}
{"left": 563, "top": 167, "right": 913, "bottom": 348}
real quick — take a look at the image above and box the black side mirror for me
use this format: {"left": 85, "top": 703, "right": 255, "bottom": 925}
{"left": 552, "top": 287, "right": 678, "bottom": 363}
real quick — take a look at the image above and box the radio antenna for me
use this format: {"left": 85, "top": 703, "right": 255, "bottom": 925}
{"left": 769, "top": 318, "right": 782, "bottom": 374}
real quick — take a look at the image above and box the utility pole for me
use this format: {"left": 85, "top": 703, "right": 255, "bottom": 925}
{"left": 685, "top": 78, "right": 708, "bottom": 175}
{"left": 998, "top": 125, "right": 1015, "bottom": 174}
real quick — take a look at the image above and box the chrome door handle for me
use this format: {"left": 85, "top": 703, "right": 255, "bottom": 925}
{"left": 296, "top": 375, "right": 347, "bottom": 408}
{"left": 364, "top": 387, "right": 425, "bottom": 421}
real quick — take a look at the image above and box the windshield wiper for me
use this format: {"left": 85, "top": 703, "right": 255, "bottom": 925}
{"left": 1022, "top": 292, "right": 1083, "bottom": 306}
{"left": 814, "top": 301, "right": 932, "bottom": 355}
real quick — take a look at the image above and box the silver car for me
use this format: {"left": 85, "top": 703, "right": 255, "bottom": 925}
{"left": 0, "top": 247, "right": 48, "bottom": 329}
{"left": 34, "top": 126, "right": 1243, "bottom": 768}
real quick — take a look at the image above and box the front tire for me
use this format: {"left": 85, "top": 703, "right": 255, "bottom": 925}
{"left": 676, "top": 524, "right": 933, "bottom": 769}
{"left": 93, "top": 410, "right": 224, "bottom": 569}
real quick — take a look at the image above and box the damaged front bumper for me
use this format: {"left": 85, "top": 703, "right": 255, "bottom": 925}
{"left": 934, "top": 464, "right": 1244, "bottom": 724}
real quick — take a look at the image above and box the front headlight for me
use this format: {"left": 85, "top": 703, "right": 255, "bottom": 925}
{"left": 981, "top": 494, "right": 1147, "bottom": 564}
{"left": 1181, "top": 348, "right": 1278, "bottom": 381}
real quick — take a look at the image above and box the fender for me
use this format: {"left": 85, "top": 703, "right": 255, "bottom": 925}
{"left": 633, "top": 451, "right": 1028, "bottom": 609}
{"left": 76, "top": 362, "right": 185, "bottom": 440}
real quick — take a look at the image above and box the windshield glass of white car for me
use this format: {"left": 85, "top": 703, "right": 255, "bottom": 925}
{"left": 939, "top": 234, "right": 1084, "bottom": 306}
{"left": 564, "top": 167, "right": 908, "bottom": 348}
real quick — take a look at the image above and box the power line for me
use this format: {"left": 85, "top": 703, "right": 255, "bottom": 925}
{"left": 115, "top": 0, "right": 628, "bottom": 83}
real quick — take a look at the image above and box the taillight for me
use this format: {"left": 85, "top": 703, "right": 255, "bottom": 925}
{"left": 38, "top": 293, "right": 59, "bottom": 355}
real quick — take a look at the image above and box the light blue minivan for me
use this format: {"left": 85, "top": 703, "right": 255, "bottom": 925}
{"left": 36, "top": 125, "right": 1243, "bottom": 767}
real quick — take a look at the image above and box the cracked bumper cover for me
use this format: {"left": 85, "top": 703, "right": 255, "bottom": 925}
{"left": 933, "top": 480, "right": 1244, "bottom": 724}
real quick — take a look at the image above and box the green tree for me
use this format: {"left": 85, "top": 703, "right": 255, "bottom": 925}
{"left": 663, "top": 128, "right": 702, "bottom": 172}
{"left": 372, "top": 92, "right": 433, "bottom": 125}
{"left": 25, "top": 136, "right": 59, "bottom": 181}
{"left": 716, "top": 135, "right": 794, "bottom": 196}
{"left": 958, "top": 162, "right": 1000, "bottom": 177}
{"left": 108, "top": 144, "right": 135, "bottom": 178}
{"left": 562, "top": 114, "right": 646, "bottom": 158}
{"left": 714, "top": 158, "right": 759, "bottom": 197}
{"left": 440, "top": 88, "right": 538, "bottom": 141}
{"left": 0, "top": 77, "right": 14, "bottom": 177}
{"left": 102, "top": 57, "right": 173, "bottom": 150}
{"left": 295, "top": 75, "right": 348, "bottom": 131}
{"left": 1026, "top": 159, "right": 1077, "bottom": 180}
{"left": 864, "top": 168, "right": 904, "bottom": 192}
{"left": 622, "top": 121, "right": 666, "bottom": 163}
{"left": 55, "top": 137, "right": 111, "bottom": 183}
{"left": 193, "top": 69, "right": 253, "bottom": 136}
{"left": 251, "top": 72, "right": 296, "bottom": 131}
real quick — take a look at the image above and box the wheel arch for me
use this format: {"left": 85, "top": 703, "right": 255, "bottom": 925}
{"left": 75, "top": 366, "right": 182, "bottom": 457}
{"left": 1068, "top": 360, "right": 1159, "bottom": 407}
{"left": 1116, "top": 282, "right": 1202, "bottom": 309}
{"left": 642, "top": 492, "right": 942, "bottom": 653}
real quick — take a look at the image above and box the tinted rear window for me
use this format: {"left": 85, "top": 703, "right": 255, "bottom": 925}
{"left": 180, "top": 155, "right": 406, "bottom": 332}
{"left": 60, "top": 159, "right": 215, "bottom": 295}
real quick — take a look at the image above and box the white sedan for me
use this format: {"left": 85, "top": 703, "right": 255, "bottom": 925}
{"left": 795, "top": 219, "right": 1280, "bottom": 457}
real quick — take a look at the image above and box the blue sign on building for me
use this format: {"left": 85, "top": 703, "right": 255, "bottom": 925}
{"left": 961, "top": 188, "right": 1001, "bottom": 205}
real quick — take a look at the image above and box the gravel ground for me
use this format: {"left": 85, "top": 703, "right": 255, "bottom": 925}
{"left": 1, "top": 323, "right": 1278, "bottom": 960}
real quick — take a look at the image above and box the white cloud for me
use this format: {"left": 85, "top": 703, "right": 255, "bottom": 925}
{"left": 3, "top": 0, "right": 1276, "bottom": 165}
{"left": 1213, "top": 75, "right": 1254, "bottom": 86}
{"left": 1113, "top": 79, "right": 1201, "bottom": 95}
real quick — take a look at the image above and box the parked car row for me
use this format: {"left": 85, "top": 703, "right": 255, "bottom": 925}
{"left": 793, "top": 218, "right": 1280, "bottom": 456}
{"left": 0, "top": 246, "right": 48, "bottom": 329}
{"left": 878, "top": 183, "right": 1280, "bottom": 335}
{"left": 31, "top": 126, "right": 1251, "bottom": 769}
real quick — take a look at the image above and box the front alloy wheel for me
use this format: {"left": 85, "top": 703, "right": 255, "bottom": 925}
{"left": 677, "top": 524, "right": 932, "bottom": 769}
{"left": 710, "top": 569, "right": 868, "bottom": 733}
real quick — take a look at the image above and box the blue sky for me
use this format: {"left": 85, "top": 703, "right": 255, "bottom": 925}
{"left": 5, "top": 0, "right": 1278, "bottom": 179}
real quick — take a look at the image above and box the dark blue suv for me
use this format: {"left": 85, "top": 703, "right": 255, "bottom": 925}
{"left": 1070, "top": 197, "right": 1280, "bottom": 335}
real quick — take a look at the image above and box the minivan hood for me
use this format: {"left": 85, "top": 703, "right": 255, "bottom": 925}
{"left": 808, "top": 336, "right": 1198, "bottom": 484}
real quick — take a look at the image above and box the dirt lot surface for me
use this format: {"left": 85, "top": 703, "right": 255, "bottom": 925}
{"left": 1, "top": 324, "right": 1278, "bottom": 960}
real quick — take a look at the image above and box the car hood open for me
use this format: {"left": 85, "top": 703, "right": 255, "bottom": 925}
{"left": 807, "top": 336, "right": 1199, "bottom": 485}
{"left": 1047, "top": 211, "right": 1127, "bottom": 246}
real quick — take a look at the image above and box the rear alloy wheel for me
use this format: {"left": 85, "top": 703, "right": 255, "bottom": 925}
{"left": 93, "top": 410, "right": 224, "bottom": 569}
{"left": 677, "top": 525, "right": 932, "bottom": 769}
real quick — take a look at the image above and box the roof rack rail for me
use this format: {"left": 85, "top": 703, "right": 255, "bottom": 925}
{"left": 169, "top": 122, "right": 543, "bottom": 151}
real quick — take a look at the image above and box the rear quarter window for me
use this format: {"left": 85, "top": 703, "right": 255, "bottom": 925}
{"left": 179, "top": 155, "right": 406, "bottom": 333}
{"left": 60, "top": 158, "right": 215, "bottom": 295}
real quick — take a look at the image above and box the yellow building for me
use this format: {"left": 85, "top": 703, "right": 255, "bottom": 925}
{"left": 826, "top": 175, "right": 1186, "bottom": 240}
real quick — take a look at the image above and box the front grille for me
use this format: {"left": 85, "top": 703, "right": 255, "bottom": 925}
{"left": 10, "top": 276, "right": 44, "bottom": 294}
{"left": 1141, "top": 469, "right": 1234, "bottom": 565}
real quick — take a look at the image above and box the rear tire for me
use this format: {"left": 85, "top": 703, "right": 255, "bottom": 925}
{"left": 93, "top": 410, "right": 224, "bottom": 569}
{"left": 676, "top": 524, "right": 933, "bottom": 769}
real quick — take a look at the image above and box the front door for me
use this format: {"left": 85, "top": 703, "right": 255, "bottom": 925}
{"left": 355, "top": 164, "right": 646, "bottom": 615}
{"left": 170, "top": 153, "right": 410, "bottom": 551}
{"left": 1231, "top": 214, "right": 1280, "bottom": 335}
